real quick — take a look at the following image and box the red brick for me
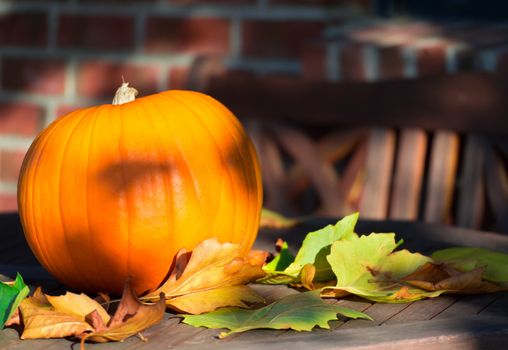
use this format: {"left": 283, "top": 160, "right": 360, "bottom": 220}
{"left": 302, "top": 43, "right": 327, "bottom": 80}
{"left": 242, "top": 20, "right": 324, "bottom": 58}
{"left": 0, "top": 194, "right": 18, "bottom": 212}
{"left": 2, "top": 58, "right": 66, "bottom": 95}
{"left": 416, "top": 43, "right": 447, "bottom": 77}
{"left": 77, "top": 61, "right": 160, "bottom": 99}
{"left": 378, "top": 46, "right": 404, "bottom": 80}
{"left": 0, "top": 150, "right": 27, "bottom": 183}
{"left": 340, "top": 43, "right": 367, "bottom": 82}
{"left": 0, "top": 12, "right": 47, "bottom": 47}
{"left": 145, "top": 17, "right": 230, "bottom": 54}
{"left": 0, "top": 103, "right": 43, "bottom": 136}
{"left": 58, "top": 14, "right": 135, "bottom": 51}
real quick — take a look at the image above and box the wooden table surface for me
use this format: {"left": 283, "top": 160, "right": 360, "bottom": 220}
{"left": 1, "top": 213, "right": 508, "bottom": 350}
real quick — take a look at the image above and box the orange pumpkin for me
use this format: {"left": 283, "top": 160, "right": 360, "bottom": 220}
{"left": 17, "top": 83, "right": 262, "bottom": 295}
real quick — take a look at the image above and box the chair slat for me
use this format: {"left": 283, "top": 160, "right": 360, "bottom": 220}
{"left": 456, "top": 135, "right": 486, "bottom": 229}
{"left": 359, "top": 128, "right": 396, "bottom": 219}
{"left": 484, "top": 144, "right": 508, "bottom": 232}
{"left": 389, "top": 128, "right": 427, "bottom": 220}
{"left": 423, "top": 131, "right": 460, "bottom": 224}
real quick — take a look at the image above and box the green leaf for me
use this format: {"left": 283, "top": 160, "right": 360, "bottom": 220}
{"left": 182, "top": 290, "right": 371, "bottom": 337}
{"left": 432, "top": 247, "right": 508, "bottom": 283}
{"left": 325, "top": 233, "right": 443, "bottom": 303}
{"left": 261, "top": 213, "right": 360, "bottom": 284}
{"left": 0, "top": 273, "right": 30, "bottom": 328}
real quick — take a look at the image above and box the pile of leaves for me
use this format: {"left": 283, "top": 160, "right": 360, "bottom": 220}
{"left": 2, "top": 213, "right": 508, "bottom": 347}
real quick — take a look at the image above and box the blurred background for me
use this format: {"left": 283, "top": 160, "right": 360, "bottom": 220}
{"left": 1, "top": 0, "right": 508, "bottom": 232}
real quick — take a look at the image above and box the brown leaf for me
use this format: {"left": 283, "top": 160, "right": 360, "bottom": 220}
{"left": 403, "top": 263, "right": 507, "bottom": 294}
{"left": 166, "top": 286, "right": 265, "bottom": 314}
{"left": 148, "top": 239, "right": 266, "bottom": 301}
{"left": 20, "top": 295, "right": 93, "bottom": 340}
{"left": 81, "top": 281, "right": 165, "bottom": 345}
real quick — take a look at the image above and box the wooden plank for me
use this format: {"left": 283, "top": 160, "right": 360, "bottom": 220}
{"left": 208, "top": 71, "right": 508, "bottom": 135}
{"left": 456, "top": 135, "right": 486, "bottom": 229}
{"left": 338, "top": 140, "right": 368, "bottom": 213}
{"left": 389, "top": 128, "right": 427, "bottom": 220}
{"left": 359, "top": 128, "right": 396, "bottom": 219}
{"left": 424, "top": 131, "right": 460, "bottom": 224}
{"left": 340, "top": 301, "right": 410, "bottom": 329}
{"left": 383, "top": 295, "right": 457, "bottom": 324}
{"left": 218, "top": 315, "right": 508, "bottom": 350}
{"left": 434, "top": 294, "right": 500, "bottom": 320}
{"left": 479, "top": 292, "right": 508, "bottom": 317}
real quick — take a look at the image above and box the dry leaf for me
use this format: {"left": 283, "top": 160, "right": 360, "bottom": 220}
{"left": 20, "top": 293, "right": 93, "bottom": 340}
{"left": 146, "top": 238, "right": 267, "bottom": 314}
{"left": 403, "top": 263, "right": 507, "bottom": 294}
{"left": 166, "top": 286, "right": 264, "bottom": 314}
{"left": 46, "top": 291, "right": 110, "bottom": 324}
{"left": 81, "top": 281, "right": 165, "bottom": 346}
{"left": 82, "top": 283, "right": 165, "bottom": 344}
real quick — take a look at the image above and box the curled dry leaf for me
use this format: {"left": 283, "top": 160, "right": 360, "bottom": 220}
{"left": 20, "top": 288, "right": 93, "bottom": 340}
{"left": 145, "top": 238, "right": 267, "bottom": 314}
{"left": 402, "top": 263, "right": 508, "bottom": 294}
{"left": 81, "top": 282, "right": 166, "bottom": 346}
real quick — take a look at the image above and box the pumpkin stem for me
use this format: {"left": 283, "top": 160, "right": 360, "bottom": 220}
{"left": 112, "top": 81, "right": 138, "bottom": 105}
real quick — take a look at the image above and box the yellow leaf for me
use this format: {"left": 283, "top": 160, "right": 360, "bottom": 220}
{"left": 20, "top": 297, "right": 93, "bottom": 340}
{"left": 166, "top": 285, "right": 264, "bottom": 314}
{"left": 46, "top": 292, "right": 110, "bottom": 324}
{"left": 149, "top": 239, "right": 267, "bottom": 299}
{"left": 82, "top": 281, "right": 165, "bottom": 345}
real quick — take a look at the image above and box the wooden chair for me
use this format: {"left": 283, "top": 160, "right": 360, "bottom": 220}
{"left": 187, "top": 58, "right": 508, "bottom": 233}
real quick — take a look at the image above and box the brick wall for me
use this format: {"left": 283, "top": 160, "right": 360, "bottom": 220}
{"left": 0, "top": 0, "right": 372, "bottom": 211}
{"left": 1, "top": 1, "right": 507, "bottom": 212}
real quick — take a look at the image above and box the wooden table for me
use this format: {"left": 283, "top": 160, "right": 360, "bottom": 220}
{"left": 1, "top": 213, "right": 508, "bottom": 349}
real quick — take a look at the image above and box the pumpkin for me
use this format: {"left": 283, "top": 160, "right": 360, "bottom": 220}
{"left": 17, "top": 83, "right": 263, "bottom": 295}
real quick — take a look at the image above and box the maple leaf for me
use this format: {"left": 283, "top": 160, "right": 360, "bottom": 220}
{"left": 46, "top": 291, "right": 111, "bottom": 324}
{"left": 20, "top": 288, "right": 93, "bottom": 340}
{"left": 182, "top": 290, "right": 371, "bottom": 338}
{"left": 0, "top": 273, "right": 29, "bottom": 328}
{"left": 324, "top": 233, "right": 443, "bottom": 302}
{"left": 145, "top": 238, "right": 267, "bottom": 314}
{"left": 260, "top": 213, "right": 360, "bottom": 285}
{"left": 81, "top": 282, "right": 165, "bottom": 345}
